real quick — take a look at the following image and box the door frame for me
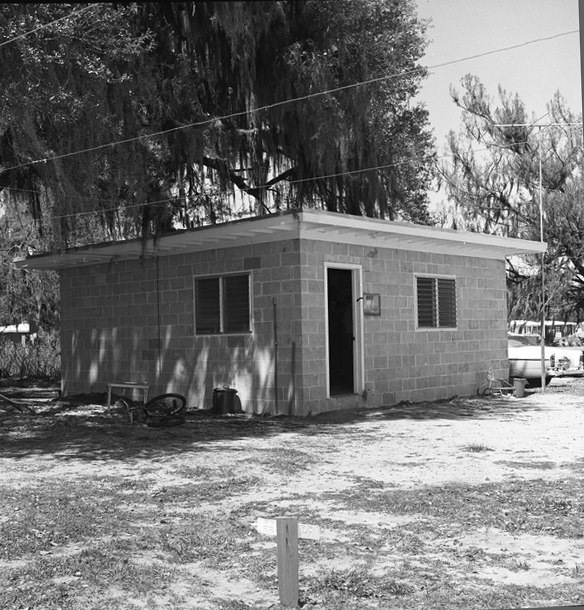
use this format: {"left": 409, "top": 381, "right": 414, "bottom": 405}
{"left": 324, "top": 262, "right": 364, "bottom": 398}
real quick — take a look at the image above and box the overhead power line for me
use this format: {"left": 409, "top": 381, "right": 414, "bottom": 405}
{"left": 426, "top": 29, "right": 579, "bottom": 72}
{"left": 0, "top": 5, "right": 95, "bottom": 49}
{"left": 5, "top": 119, "right": 582, "bottom": 223}
{"left": 0, "top": 22, "right": 581, "bottom": 226}
{"left": 44, "top": 140, "right": 541, "bottom": 221}
{"left": 0, "top": 28, "right": 579, "bottom": 177}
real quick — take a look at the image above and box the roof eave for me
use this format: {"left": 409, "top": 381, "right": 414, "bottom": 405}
{"left": 14, "top": 209, "right": 547, "bottom": 270}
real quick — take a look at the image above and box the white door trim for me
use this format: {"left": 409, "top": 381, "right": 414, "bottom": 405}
{"left": 324, "top": 262, "right": 364, "bottom": 398}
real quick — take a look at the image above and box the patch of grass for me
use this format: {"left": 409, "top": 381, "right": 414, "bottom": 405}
{"left": 0, "top": 484, "right": 121, "bottom": 560}
{"left": 567, "top": 457, "right": 584, "bottom": 472}
{"left": 301, "top": 566, "right": 565, "bottom": 610}
{"left": 463, "top": 443, "right": 494, "bottom": 453}
{"left": 316, "top": 566, "right": 414, "bottom": 599}
{"left": 171, "top": 464, "right": 216, "bottom": 479}
{"left": 214, "top": 600, "right": 255, "bottom": 610}
{"left": 137, "top": 474, "right": 261, "bottom": 506}
{"left": 300, "top": 557, "right": 584, "bottom": 610}
{"left": 193, "top": 475, "right": 262, "bottom": 502}
{"left": 415, "top": 583, "right": 581, "bottom": 610}
{"left": 331, "top": 478, "right": 584, "bottom": 538}
{"left": 1, "top": 547, "right": 182, "bottom": 610}
{"left": 0, "top": 472, "right": 257, "bottom": 608}
{"left": 350, "top": 475, "right": 386, "bottom": 488}
{"left": 251, "top": 446, "right": 318, "bottom": 475}
{"left": 157, "top": 519, "right": 253, "bottom": 566}
{"left": 496, "top": 460, "right": 557, "bottom": 470}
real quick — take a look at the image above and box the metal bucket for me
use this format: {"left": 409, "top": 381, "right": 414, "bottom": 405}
{"left": 513, "top": 378, "right": 527, "bottom": 398}
{"left": 213, "top": 386, "right": 239, "bottom": 414}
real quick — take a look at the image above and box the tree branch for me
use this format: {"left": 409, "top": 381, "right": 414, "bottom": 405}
{"left": 202, "top": 156, "right": 297, "bottom": 199}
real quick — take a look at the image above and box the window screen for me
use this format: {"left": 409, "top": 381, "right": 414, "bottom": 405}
{"left": 416, "top": 276, "right": 457, "bottom": 328}
{"left": 437, "top": 278, "right": 456, "bottom": 327}
{"left": 195, "top": 274, "right": 251, "bottom": 334}
{"left": 223, "top": 275, "right": 250, "bottom": 333}
{"left": 195, "top": 278, "right": 221, "bottom": 334}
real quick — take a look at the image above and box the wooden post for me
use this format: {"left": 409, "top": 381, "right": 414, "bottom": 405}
{"left": 276, "top": 516, "right": 299, "bottom": 607}
{"left": 580, "top": 0, "right": 584, "bottom": 133}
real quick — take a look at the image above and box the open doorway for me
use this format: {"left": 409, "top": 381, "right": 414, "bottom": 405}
{"left": 327, "top": 267, "right": 357, "bottom": 395}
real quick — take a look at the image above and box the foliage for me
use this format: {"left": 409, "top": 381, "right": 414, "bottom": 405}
{"left": 0, "top": 329, "right": 60, "bottom": 380}
{"left": 437, "top": 75, "right": 584, "bottom": 322}
{"left": 0, "top": 198, "right": 59, "bottom": 329}
{"left": 0, "top": 1, "right": 435, "bottom": 252}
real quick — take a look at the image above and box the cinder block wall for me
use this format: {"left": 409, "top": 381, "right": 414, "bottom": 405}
{"left": 60, "top": 239, "right": 302, "bottom": 414}
{"left": 59, "top": 235, "right": 508, "bottom": 416}
{"left": 296, "top": 239, "right": 508, "bottom": 415}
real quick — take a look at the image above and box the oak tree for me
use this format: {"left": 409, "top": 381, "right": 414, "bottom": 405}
{"left": 0, "top": 1, "right": 435, "bottom": 251}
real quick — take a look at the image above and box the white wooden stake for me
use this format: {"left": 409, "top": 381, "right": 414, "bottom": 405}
{"left": 276, "top": 516, "right": 299, "bottom": 607}
{"left": 256, "top": 516, "right": 320, "bottom": 607}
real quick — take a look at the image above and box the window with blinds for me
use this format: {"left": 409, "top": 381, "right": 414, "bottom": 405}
{"left": 195, "top": 274, "right": 251, "bottom": 334}
{"left": 416, "top": 276, "right": 457, "bottom": 328}
{"left": 195, "top": 277, "right": 221, "bottom": 334}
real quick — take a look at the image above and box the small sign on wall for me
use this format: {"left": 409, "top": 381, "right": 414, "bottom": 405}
{"left": 362, "top": 293, "right": 381, "bottom": 316}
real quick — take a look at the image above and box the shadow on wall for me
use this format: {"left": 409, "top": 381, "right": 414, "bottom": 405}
{"left": 65, "top": 324, "right": 294, "bottom": 416}
{"left": 167, "top": 334, "right": 278, "bottom": 414}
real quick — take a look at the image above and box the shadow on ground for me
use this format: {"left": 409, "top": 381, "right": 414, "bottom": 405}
{"left": 0, "top": 379, "right": 566, "bottom": 463}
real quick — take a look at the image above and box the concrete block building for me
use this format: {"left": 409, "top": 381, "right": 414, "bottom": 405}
{"left": 17, "top": 209, "right": 545, "bottom": 415}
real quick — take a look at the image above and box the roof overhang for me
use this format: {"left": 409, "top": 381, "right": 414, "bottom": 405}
{"left": 14, "top": 209, "right": 547, "bottom": 271}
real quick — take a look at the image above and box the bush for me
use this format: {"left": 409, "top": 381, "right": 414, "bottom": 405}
{"left": 0, "top": 329, "right": 60, "bottom": 381}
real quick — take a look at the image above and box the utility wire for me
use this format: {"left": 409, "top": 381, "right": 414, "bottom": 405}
{"left": 52, "top": 196, "right": 188, "bottom": 219}
{"left": 7, "top": 122, "right": 581, "bottom": 223}
{"left": 0, "top": 5, "right": 95, "bottom": 49}
{"left": 3, "top": 112, "right": 581, "bottom": 223}
{"left": 43, "top": 144, "right": 527, "bottom": 221}
{"left": 426, "top": 29, "right": 579, "bottom": 72}
{"left": 0, "top": 28, "right": 579, "bottom": 176}
{"left": 1, "top": 25, "right": 581, "bottom": 224}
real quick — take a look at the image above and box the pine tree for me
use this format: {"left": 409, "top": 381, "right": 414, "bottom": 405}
{"left": 438, "top": 75, "right": 584, "bottom": 322}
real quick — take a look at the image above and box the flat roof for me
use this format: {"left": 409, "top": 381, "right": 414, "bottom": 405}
{"left": 15, "top": 209, "right": 546, "bottom": 270}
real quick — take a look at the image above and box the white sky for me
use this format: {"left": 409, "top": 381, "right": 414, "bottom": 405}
{"left": 414, "top": 0, "right": 582, "bottom": 148}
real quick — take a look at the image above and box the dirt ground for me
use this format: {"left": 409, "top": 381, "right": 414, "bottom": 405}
{"left": 1, "top": 376, "right": 583, "bottom": 609}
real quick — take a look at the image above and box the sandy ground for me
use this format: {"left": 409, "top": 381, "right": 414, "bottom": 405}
{"left": 311, "top": 384, "right": 584, "bottom": 490}
{"left": 1, "top": 376, "right": 583, "bottom": 607}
